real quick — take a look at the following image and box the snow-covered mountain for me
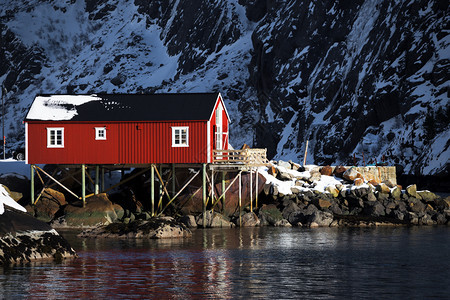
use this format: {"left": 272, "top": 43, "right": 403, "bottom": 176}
{"left": 0, "top": 0, "right": 448, "bottom": 176}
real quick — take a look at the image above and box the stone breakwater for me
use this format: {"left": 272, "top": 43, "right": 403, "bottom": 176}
{"left": 0, "top": 208, "right": 76, "bottom": 265}
{"left": 254, "top": 161, "right": 449, "bottom": 227}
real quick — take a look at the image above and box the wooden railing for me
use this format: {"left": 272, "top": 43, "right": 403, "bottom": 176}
{"left": 213, "top": 148, "right": 269, "bottom": 166}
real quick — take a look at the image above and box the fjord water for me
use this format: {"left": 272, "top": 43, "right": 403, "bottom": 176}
{"left": 1, "top": 226, "right": 449, "bottom": 299}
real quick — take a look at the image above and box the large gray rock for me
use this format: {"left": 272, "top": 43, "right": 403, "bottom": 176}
{"left": 308, "top": 211, "right": 334, "bottom": 227}
{"left": 62, "top": 193, "right": 118, "bottom": 227}
{"left": 196, "top": 210, "right": 233, "bottom": 228}
{"left": 258, "top": 204, "right": 283, "bottom": 226}
{"left": 406, "top": 184, "right": 417, "bottom": 198}
{"left": 417, "top": 191, "right": 439, "bottom": 203}
{"left": 1, "top": 208, "right": 76, "bottom": 265}
{"left": 241, "top": 212, "right": 260, "bottom": 227}
{"left": 79, "top": 217, "right": 192, "bottom": 239}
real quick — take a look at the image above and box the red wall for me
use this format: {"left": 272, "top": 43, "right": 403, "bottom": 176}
{"left": 209, "top": 97, "right": 230, "bottom": 159}
{"left": 27, "top": 121, "right": 208, "bottom": 165}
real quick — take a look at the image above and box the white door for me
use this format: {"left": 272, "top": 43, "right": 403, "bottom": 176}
{"left": 215, "top": 105, "right": 222, "bottom": 150}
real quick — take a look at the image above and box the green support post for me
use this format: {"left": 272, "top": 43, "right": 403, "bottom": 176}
{"left": 202, "top": 164, "right": 206, "bottom": 228}
{"left": 222, "top": 171, "right": 226, "bottom": 213}
{"left": 30, "top": 165, "right": 35, "bottom": 205}
{"left": 82, "top": 164, "right": 86, "bottom": 207}
{"left": 151, "top": 164, "right": 155, "bottom": 216}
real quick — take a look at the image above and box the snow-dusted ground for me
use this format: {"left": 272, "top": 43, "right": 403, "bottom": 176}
{"left": 0, "top": 184, "right": 26, "bottom": 214}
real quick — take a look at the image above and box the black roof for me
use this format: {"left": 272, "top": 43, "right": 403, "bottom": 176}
{"left": 25, "top": 93, "right": 222, "bottom": 122}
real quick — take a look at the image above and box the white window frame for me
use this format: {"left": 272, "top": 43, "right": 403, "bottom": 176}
{"left": 95, "top": 127, "right": 107, "bottom": 140}
{"left": 47, "top": 127, "right": 64, "bottom": 148}
{"left": 172, "top": 126, "right": 189, "bottom": 147}
{"left": 215, "top": 104, "right": 223, "bottom": 150}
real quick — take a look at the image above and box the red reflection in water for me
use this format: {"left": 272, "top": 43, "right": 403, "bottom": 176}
{"left": 26, "top": 248, "right": 233, "bottom": 299}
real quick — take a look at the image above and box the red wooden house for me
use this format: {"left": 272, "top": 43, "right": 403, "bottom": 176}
{"left": 25, "top": 93, "right": 230, "bottom": 165}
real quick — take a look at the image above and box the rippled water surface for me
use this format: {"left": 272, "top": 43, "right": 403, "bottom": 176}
{"left": 1, "top": 226, "right": 449, "bottom": 299}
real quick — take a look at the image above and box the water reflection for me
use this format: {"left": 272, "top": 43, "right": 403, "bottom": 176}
{"left": 0, "top": 227, "right": 449, "bottom": 299}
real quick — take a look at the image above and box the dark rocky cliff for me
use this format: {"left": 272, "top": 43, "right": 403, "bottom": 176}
{"left": 0, "top": 0, "right": 448, "bottom": 175}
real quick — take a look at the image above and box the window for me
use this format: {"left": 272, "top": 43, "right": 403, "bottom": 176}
{"left": 47, "top": 128, "right": 64, "bottom": 148}
{"left": 172, "top": 127, "right": 189, "bottom": 147}
{"left": 95, "top": 127, "right": 107, "bottom": 140}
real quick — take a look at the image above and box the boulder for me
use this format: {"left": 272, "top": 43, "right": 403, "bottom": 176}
{"left": 0, "top": 173, "right": 30, "bottom": 201}
{"left": 63, "top": 193, "right": 118, "bottom": 227}
{"left": 312, "top": 198, "right": 332, "bottom": 209}
{"left": 258, "top": 204, "right": 283, "bottom": 226}
{"left": 278, "top": 160, "right": 292, "bottom": 169}
{"left": 406, "top": 184, "right": 417, "bottom": 198}
{"left": 320, "top": 166, "right": 333, "bottom": 176}
{"left": 435, "top": 197, "right": 450, "bottom": 210}
{"left": 309, "top": 170, "right": 321, "bottom": 182}
{"left": 325, "top": 185, "right": 339, "bottom": 198}
{"left": 180, "top": 215, "right": 197, "bottom": 228}
{"left": 343, "top": 168, "right": 363, "bottom": 182}
{"left": 277, "top": 168, "right": 294, "bottom": 181}
{"left": 196, "top": 210, "right": 233, "bottom": 228}
{"left": 366, "top": 191, "right": 377, "bottom": 202}
{"left": 417, "top": 191, "right": 439, "bottom": 203}
{"left": 333, "top": 166, "right": 347, "bottom": 178}
{"left": 289, "top": 161, "right": 304, "bottom": 172}
{"left": 375, "top": 183, "right": 391, "bottom": 194}
{"left": 308, "top": 211, "right": 333, "bottom": 227}
{"left": 274, "top": 219, "right": 292, "bottom": 227}
{"left": 0, "top": 208, "right": 76, "bottom": 265}
{"left": 406, "top": 212, "right": 419, "bottom": 224}
{"left": 241, "top": 212, "right": 260, "bottom": 227}
{"left": 268, "top": 165, "right": 278, "bottom": 176}
{"left": 263, "top": 182, "right": 273, "bottom": 195}
{"left": 282, "top": 201, "right": 301, "bottom": 220}
{"left": 80, "top": 217, "right": 192, "bottom": 239}
{"left": 382, "top": 179, "right": 396, "bottom": 189}
{"left": 290, "top": 186, "right": 302, "bottom": 194}
{"left": 390, "top": 186, "right": 402, "bottom": 200}
{"left": 354, "top": 178, "right": 364, "bottom": 186}
{"left": 408, "top": 198, "right": 426, "bottom": 214}
{"left": 364, "top": 202, "right": 386, "bottom": 217}
{"left": 34, "top": 188, "right": 66, "bottom": 222}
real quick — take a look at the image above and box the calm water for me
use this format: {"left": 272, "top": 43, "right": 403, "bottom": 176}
{"left": 1, "top": 226, "right": 449, "bottom": 299}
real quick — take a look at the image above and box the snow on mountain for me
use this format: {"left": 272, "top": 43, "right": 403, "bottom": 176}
{"left": 0, "top": 0, "right": 448, "bottom": 176}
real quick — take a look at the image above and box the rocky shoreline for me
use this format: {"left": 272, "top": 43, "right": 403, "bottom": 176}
{"left": 0, "top": 207, "right": 76, "bottom": 265}
{"left": 1, "top": 161, "right": 449, "bottom": 244}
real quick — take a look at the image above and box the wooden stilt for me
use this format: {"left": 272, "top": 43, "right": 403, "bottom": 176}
{"left": 250, "top": 170, "right": 253, "bottom": 212}
{"left": 255, "top": 169, "right": 258, "bottom": 209}
{"left": 95, "top": 165, "right": 100, "bottom": 195}
{"left": 202, "top": 163, "right": 207, "bottom": 228}
{"left": 172, "top": 164, "right": 176, "bottom": 197}
{"left": 151, "top": 164, "right": 155, "bottom": 216}
{"left": 82, "top": 164, "right": 86, "bottom": 207}
{"left": 101, "top": 166, "right": 105, "bottom": 192}
{"left": 34, "top": 166, "right": 80, "bottom": 200}
{"left": 303, "top": 140, "right": 309, "bottom": 166}
{"left": 239, "top": 171, "right": 242, "bottom": 227}
{"left": 211, "top": 169, "right": 215, "bottom": 214}
{"left": 211, "top": 170, "right": 242, "bottom": 210}
{"left": 30, "top": 165, "right": 35, "bottom": 205}
{"left": 222, "top": 171, "right": 226, "bottom": 213}
{"left": 158, "top": 165, "right": 163, "bottom": 211}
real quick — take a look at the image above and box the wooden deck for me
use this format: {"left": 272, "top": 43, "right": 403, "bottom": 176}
{"left": 212, "top": 149, "right": 269, "bottom": 167}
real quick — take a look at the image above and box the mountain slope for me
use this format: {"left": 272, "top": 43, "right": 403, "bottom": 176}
{"left": 0, "top": 0, "right": 448, "bottom": 175}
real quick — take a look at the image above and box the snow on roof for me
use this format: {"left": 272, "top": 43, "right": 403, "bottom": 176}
{"left": 26, "top": 95, "right": 102, "bottom": 121}
{"left": 0, "top": 185, "right": 27, "bottom": 215}
{"left": 25, "top": 93, "right": 222, "bottom": 122}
